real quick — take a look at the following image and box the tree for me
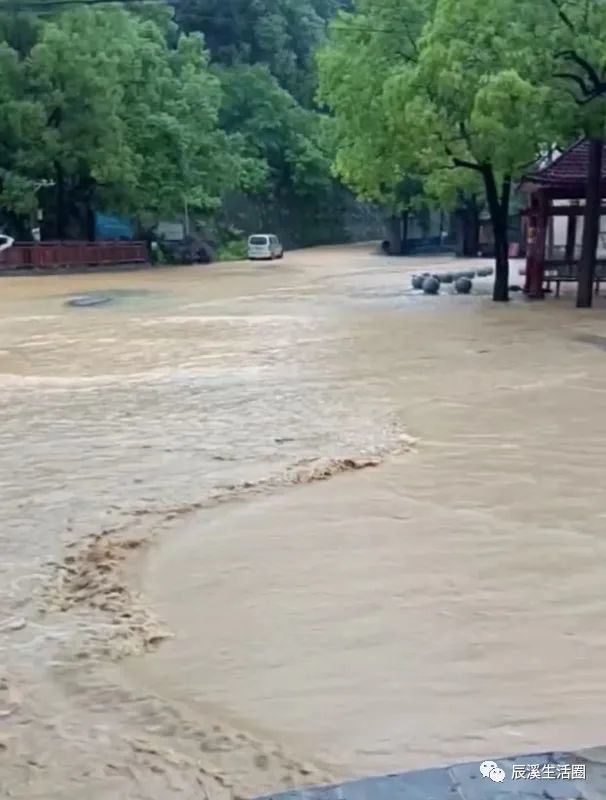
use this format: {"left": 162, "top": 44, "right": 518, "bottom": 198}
{"left": 217, "top": 62, "right": 351, "bottom": 246}
{"left": 0, "top": 5, "right": 245, "bottom": 239}
{"left": 117, "top": 26, "right": 247, "bottom": 221}
{"left": 171, "top": 0, "right": 341, "bottom": 105}
{"left": 318, "top": 0, "right": 569, "bottom": 301}
{"left": 219, "top": 64, "right": 331, "bottom": 199}
{"left": 26, "top": 7, "right": 142, "bottom": 236}
{"left": 0, "top": 1, "right": 364, "bottom": 247}
{"left": 0, "top": 12, "right": 48, "bottom": 236}
{"left": 168, "top": 0, "right": 362, "bottom": 246}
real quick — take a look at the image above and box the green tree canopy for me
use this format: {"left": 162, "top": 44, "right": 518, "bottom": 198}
{"left": 0, "top": 0, "right": 371, "bottom": 248}
{"left": 541, "top": 0, "right": 606, "bottom": 135}
{"left": 0, "top": 5, "right": 248, "bottom": 237}
{"left": 219, "top": 63, "right": 331, "bottom": 200}
{"left": 318, "top": 0, "right": 575, "bottom": 300}
{"left": 172, "top": 0, "right": 346, "bottom": 104}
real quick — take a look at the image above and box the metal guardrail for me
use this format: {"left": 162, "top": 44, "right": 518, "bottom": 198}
{"left": 0, "top": 241, "right": 148, "bottom": 269}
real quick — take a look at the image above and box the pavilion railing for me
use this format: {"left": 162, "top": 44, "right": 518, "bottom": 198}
{"left": 542, "top": 258, "right": 606, "bottom": 296}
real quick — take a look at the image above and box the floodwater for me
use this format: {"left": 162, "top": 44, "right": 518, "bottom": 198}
{"left": 1, "top": 245, "right": 606, "bottom": 799}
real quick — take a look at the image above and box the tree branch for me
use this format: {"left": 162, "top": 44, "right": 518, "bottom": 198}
{"left": 553, "top": 71, "right": 591, "bottom": 97}
{"left": 47, "top": 107, "right": 62, "bottom": 127}
{"left": 441, "top": 123, "right": 480, "bottom": 172}
{"left": 452, "top": 157, "right": 483, "bottom": 172}
{"left": 557, "top": 49, "right": 604, "bottom": 91}
{"left": 577, "top": 92, "right": 606, "bottom": 106}
{"left": 549, "top": 0, "right": 575, "bottom": 32}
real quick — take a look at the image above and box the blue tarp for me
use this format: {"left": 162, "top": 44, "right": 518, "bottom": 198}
{"left": 95, "top": 212, "right": 134, "bottom": 241}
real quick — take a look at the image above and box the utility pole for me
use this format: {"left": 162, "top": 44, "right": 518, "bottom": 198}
{"left": 183, "top": 196, "right": 190, "bottom": 237}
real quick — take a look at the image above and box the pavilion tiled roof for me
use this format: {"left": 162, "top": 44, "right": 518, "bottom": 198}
{"left": 522, "top": 138, "right": 606, "bottom": 189}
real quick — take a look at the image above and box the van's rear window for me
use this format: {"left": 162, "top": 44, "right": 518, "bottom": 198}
{"left": 249, "top": 236, "right": 268, "bottom": 245}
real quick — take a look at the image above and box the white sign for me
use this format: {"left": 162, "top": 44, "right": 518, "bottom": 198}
{"left": 157, "top": 221, "right": 184, "bottom": 242}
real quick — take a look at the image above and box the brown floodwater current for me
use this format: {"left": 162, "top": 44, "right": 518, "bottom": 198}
{"left": 1, "top": 245, "right": 606, "bottom": 799}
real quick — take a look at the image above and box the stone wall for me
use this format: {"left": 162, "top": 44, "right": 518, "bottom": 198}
{"left": 219, "top": 188, "right": 385, "bottom": 249}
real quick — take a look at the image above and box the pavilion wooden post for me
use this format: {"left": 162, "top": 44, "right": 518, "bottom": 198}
{"left": 577, "top": 138, "right": 603, "bottom": 308}
{"left": 527, "top": 191, "right": 547, "bottom": 299}
{"left": 524, "top": 197, "right": 537, "bottom": 294}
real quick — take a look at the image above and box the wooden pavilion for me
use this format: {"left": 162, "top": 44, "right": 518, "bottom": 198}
{"left": 520, "top": 139, "right": 606, "bottom": 301}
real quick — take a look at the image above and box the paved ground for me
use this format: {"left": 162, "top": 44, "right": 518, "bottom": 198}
{"left": 258, "top": 748, "right": 606, "bottom": 799}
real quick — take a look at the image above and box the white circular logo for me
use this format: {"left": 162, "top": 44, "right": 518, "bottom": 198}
{"left": 480, "top": 761, "right": 498, "bottom": 778}
{"left": 490, "top": 767, "right": 506, "bottom": 783}
{"left": 480, "top": 760, "right": 506, "bottom": 782}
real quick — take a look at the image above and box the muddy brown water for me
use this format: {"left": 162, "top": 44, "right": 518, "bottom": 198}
{"left": 1, "top": 245, "right": 606, "bottom": 799}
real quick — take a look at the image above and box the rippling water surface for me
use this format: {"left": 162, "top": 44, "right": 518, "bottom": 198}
{"left": 1, "top": 246, "right": 606, "bottom": 799}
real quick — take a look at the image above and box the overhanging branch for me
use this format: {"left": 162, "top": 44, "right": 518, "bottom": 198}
{"left": 556, "top": 49, "right": 604, "bottom": 92}
{"left": 452, "top": 157, "right": 483, "bottom": 172}
{"left": 553, "top": 70, "right": 591, "bottom": 96}
{"left": 549, "top": 0, "right": 575, "bottom": 32}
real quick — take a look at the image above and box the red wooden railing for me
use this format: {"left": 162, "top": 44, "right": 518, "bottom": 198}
{"left": 0, "top": 241, "right": 148, "bottom": 270}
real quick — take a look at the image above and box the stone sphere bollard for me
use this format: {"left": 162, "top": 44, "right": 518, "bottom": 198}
{"left": 476, "top": 267, "right": 491, "bottom": 277}
{"left": 441, "top": 272, "right": 454, "bottom": 283}
{"left": 454, "top": 277, "right": 472, "bottom": 294}
{"left": 422, "top": 276, "right": 440, "bottom": 295}
{"left": 462, "top": 270, "right": 476, "bottom": 279}
{"left": 411, "top": 274, "right": 424, "bottom": 290}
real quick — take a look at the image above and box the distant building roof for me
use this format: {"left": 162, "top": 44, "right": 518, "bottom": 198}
{"left": 520, "top": 139, "right": 606, "bottom": 197}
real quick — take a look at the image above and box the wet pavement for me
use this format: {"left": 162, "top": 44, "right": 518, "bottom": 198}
{"left": 260, "top": 747, "right": 606, "bottom": 799}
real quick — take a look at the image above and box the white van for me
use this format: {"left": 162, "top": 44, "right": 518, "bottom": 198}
{"left": 247, "top": 234, "right": 284, "bottom": 260}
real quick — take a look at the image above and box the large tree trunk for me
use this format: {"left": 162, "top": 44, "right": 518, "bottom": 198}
{"left": 400, "top": 210, "right": 409, "bottom": 254}
{"left": 454, "top": 196, "right": 479, "bottom": 256}
{"left": 386, "top": 214, "right": 402, "bottom": 254}
{"left": 482, "top": 167, "right": 510, "bottom": 302}
{"left": 577, "top": 138, "right": 603, "bottom": 308}
{"left": 85, "top": 205, "right": 95, "bottom": 242}
{"left": 464, "top": 199, "right": 480, "bottom": 256}
{"left": 83, "top": 178, "right": 97, "bottom": 242}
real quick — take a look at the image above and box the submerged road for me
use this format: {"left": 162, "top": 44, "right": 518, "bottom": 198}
{"left": 1, "top": 244, "right": 606, "bottom": 800}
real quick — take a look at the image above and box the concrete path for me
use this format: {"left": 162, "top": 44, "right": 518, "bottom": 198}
{"left": 258, "top": 747, "right": 606, "bottom": 799}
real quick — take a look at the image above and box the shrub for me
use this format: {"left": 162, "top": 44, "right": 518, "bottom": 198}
{"left": 216, "top": 240, "right": 247, "bottom": 262}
